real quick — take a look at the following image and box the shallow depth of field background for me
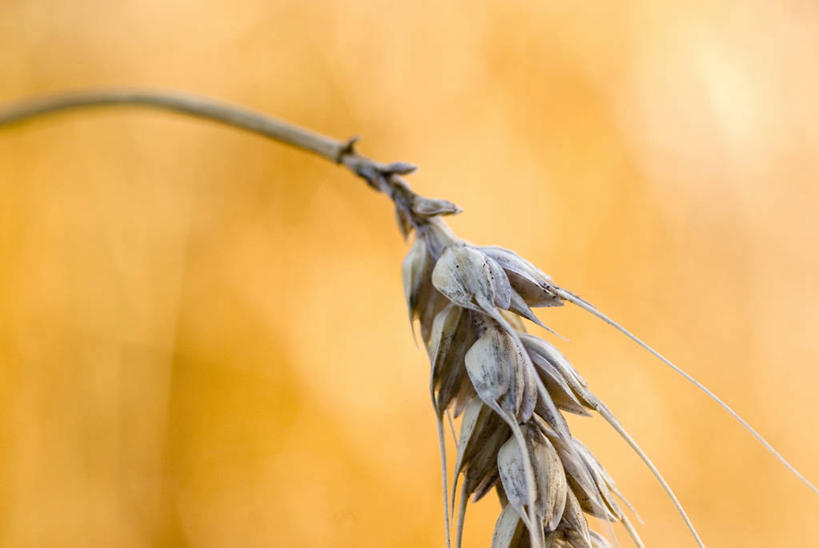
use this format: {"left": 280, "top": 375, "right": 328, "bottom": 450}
{"left": 1, "top": 2, "right": 818, "bottom": 547}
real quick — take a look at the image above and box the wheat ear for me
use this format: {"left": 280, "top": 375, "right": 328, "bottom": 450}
{"left": 3, "top": 89, "right": 817, "bottom": 547}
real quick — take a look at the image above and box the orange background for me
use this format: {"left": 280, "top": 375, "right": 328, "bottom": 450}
{"left": 1, "top": 2, "right": 818, "bottom": 546}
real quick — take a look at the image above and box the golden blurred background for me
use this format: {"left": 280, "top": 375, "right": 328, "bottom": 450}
{"left": 1, "top": 1, "right": 818, "bottom": 546}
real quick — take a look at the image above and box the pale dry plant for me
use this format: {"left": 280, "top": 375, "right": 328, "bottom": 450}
{"left": 1, "top": 90, "right": 817, "bottom": 548}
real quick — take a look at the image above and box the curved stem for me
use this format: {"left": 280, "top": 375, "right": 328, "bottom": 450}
{"left": 0, "top": 89, "right": 346, "bottom": 161}
{"left": 0, "top": 89, "right": 442, "bottom": 223}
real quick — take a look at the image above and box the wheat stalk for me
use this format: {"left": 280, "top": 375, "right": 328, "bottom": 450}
{"left": 1, "top": 90, "right": 816, "bottom": 547}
